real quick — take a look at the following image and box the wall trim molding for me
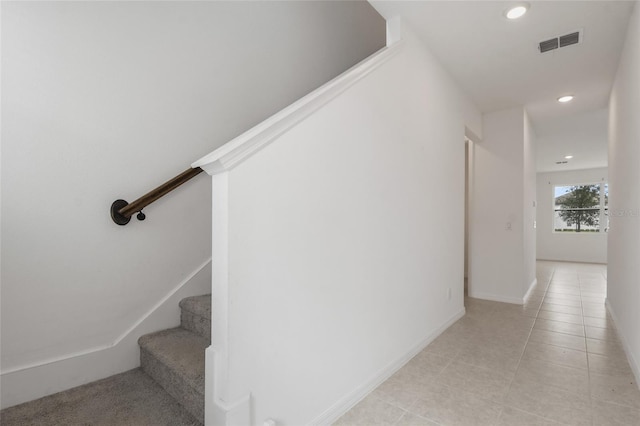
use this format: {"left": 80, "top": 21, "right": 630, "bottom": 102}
{"left": 1, "top": 258, "right": 211, "bottom": 409}
{"left": 309, "top": 307, "right": 466, "bottom": 425}
{"left": 536, "top": 258, "right": 607, "bottom": 266}
{"left": 1, "top": 257, "right": 212, "bottom": 376}
{"left": 192, "top": 42, "right": 404, "bottom": 176}
{"left": 605, "top": 298, "right": 640, "bottom": 390}
{"left": 469, "top": 291, "right": 524, "bottom": 305}
{"left": 205, "top": 346, "right": 252, "bottom": 426}
{"left": 523, "top": 278, "right": 538, "bottom": 303}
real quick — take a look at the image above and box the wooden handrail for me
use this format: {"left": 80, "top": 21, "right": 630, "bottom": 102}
{"left": 110, "top": 167, "right": 204, "bottom": 225}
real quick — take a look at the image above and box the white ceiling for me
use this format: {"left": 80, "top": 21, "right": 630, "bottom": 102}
{"left": 370, "top": 0, "right": 636, "bottom": 172}
{"left": 535, "top": 107, "right": 608, "bottom": 172}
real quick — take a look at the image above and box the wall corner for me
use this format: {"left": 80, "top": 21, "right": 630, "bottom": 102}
{"left": 386, "top": 16, "right": 402, "bottom": 46}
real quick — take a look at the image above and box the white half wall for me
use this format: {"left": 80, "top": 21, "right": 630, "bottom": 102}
{"left": 470, "top": 106, "right": 536, "bottom": 304}
{"left": 536, "top": 168, "right": 608, "bottom": 264}
{"left": 0, "top": 1, "right": 385, "bottom": 408}
{"left": 197, "top": 27, "right": 481, "bottom": 425}
{"left": 607, "top": 1, "right": 640, "bottom": 387}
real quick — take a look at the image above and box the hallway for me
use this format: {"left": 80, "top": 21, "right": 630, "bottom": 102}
{"left": 336, "top": 262, "right": 640, "bottom": 425}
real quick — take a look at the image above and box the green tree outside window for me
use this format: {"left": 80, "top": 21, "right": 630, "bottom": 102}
{"left": 555, "top": 185, "right": 601, "bottom": 232}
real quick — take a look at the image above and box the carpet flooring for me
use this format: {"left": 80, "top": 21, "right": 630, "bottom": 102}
{"left": 0, "top": 368, "right": 202, "bottom": 426}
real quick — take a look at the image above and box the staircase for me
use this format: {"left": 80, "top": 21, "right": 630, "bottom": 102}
{"left": 138, "top": 294, "right": 211, "bottom": 424}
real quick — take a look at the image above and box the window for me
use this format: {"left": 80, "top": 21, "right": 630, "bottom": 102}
{"left": 553, "top": 182, "right": 608, "bottom": 233}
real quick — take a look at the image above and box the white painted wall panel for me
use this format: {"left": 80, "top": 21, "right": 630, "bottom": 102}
{"left": 205, "top": 30, "right": 481, "bottom": 424}
{"left": 470, "top": 107, "right": 527, "bottom": 303}
{"left": 523, "top": 111, "right": 538, "bottom": 292}
{"left": 0, "top": 0, "right": 385, "bottom": 407}
{"left": 607, "top": 1, "right": 640, "bottom": 388}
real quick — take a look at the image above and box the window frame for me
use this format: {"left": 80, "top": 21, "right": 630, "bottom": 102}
{"left": 552, "top": 181, "right": 608, "bottom": 234}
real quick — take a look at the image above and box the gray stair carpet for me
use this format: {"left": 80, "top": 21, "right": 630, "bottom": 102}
{"left": 1, "top": 293, "right": 212, "bottom": 426}
{"left": 0, "top": 368, "right": 201, "bottom": 426}
{"left": 138, "top": 327, "right": 208, "bottom": 424}
{"left": 179, "top": 294, "right": 211, "bottom": 342}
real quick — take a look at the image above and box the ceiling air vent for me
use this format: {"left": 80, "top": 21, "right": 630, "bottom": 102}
{"left": 560, "top": 31, "right": 580, "bottom": 47}
{"left": 539, "top": 38, "right": 559, "bottom": 53}
{"left": 539, "top": 30, "right": 582, "bottom": 53}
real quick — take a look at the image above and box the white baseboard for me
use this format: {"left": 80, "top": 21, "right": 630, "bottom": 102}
{"left": 0, "top": 259, "right": 211, "bottom": 409}
{"left": 536, "top": 258, "right": 607, "bottom": 266}
{"left": 309, "top": 307, "right": 466, "bottom": 425}
{"left": 605, "top": 299, "right": 640, "bottom": 390}
{"left": 523, "top": 278, "right": 538, "bottom": 303}
{"left": 468, "top": 290, "right": 524, "bottom": 305}
{"left": 204, "top": 346, "right": 252, "bottom": 426}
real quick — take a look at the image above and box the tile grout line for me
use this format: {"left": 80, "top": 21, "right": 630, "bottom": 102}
{"left": 500, "top": 267, "right": 554, "bottom": 418}
{"left": 336, "top": 263, "right": 635, "bottom": 426}
{"left": 579, "top": 271, "right": 596, "bottom": 426}
{"left": 399, "top": 350, "right": 460, "bottom": 423}
{"left": 539, "top": 270, "right": 592, "bottom": 422}
{"left": 505, "top": 267, "right": 593, "bottom": 425}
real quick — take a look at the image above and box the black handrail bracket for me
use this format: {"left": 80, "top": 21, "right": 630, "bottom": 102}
{"left": 111, "top": 199, "right": 131, "bottom": 225}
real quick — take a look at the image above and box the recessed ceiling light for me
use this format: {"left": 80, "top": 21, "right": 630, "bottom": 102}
{"left": 558, "top": 95, "right": 574, "bottom": 103}
{"left": 505, "top": 4, "right": 529, "bottom": 20}
{"left": 565, "top": 155, "right": 573, "bottom": 159}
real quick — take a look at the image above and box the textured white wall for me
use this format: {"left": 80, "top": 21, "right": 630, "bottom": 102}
{"left": 203, "top": 29, "right": 481, "bottom": 424}
{"left": 470, "top": 107, "right": 529, "bottom": 303}
{"left": 0, "top": 0, "right": 385, "bottom": 408}
{"left": 536, "top": 168, "right": 608, "bottom": 264}
{"left": 607, "top": 1, "right": 640, "bottom": 387}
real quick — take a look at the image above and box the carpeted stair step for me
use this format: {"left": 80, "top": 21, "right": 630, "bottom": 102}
{"left": 0, "top": 369, "right": 201, "bottom": 426}
{"left": 179, "top": 294, "right": 211, "bottom": 342}
{"left": 138, "top": 328, "right": 207, "bottom": 424}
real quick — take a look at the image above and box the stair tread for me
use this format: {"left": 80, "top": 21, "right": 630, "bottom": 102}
{"left": 0, "top": 369, "right": 202, "bottom": 426}
{"left": 138, "top": 328, "right": 207, "bottom": 394}
{"left": 179, "top": 294, "right": 211, "bottom": 320}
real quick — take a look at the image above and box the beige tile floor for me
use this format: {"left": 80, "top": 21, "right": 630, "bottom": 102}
{"left": 335, "top": 261, "right": 640, "bottom": 425}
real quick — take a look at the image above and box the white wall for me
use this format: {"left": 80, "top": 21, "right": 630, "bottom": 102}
{"left": 607, "top": 1, "right": 640, "bottom": 386}
{"left": 0, "top": 1, "right": 385, "bottom": 408}
{"left": 199, "top": 28, "right": 481, "bottom": 425}
{"left": 523, "top": 111, "right": 537, "bottom": 293}
{"left": 536, "top": 168, "right": 608, "bottom": 264}
{"left": 470, "top": 106, "right": 536, "bottom": 304}
{"left": 464, "top": 142, "right": 470, "bottom": 279}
